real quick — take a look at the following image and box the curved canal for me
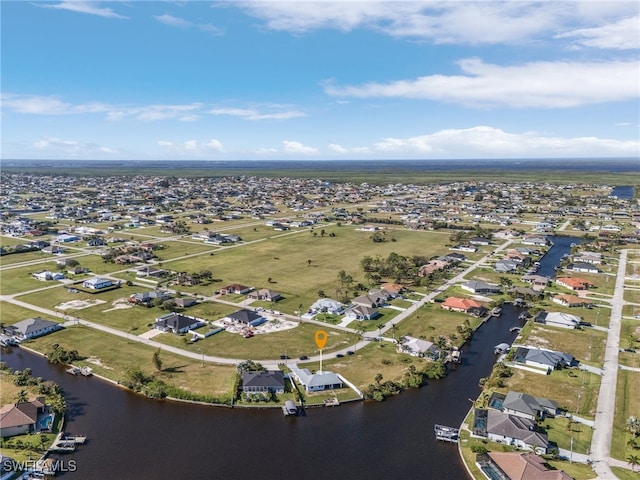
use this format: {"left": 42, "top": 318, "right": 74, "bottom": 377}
{"left": 1, "top": 236, "right": 579, "bottom": 479}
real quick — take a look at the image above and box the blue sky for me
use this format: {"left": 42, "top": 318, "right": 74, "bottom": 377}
{"left": 1, "top": 0, "right": 639, "bottom": 161}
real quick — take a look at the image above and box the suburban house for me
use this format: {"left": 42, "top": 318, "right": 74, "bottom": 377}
{"left": 461, "top": 280, "right": 502, "bottom": 295}
{"left": 469, "top": 237, "right": 492, "bottom": 246}
{"left": 441, "top": 297, "right": 487, "bottom": 317}
{"left": 173, "top": 297, "right": 198, "bottom": 308}
{"left": 521, "top": 235, "right": 550, "bottom": 246}
{"left": 551, "top": 294, "right": 594, "bottom": 308}
{"left": 241, "top": 370, "right": 285, "bottom": 394}
{"left": 32, "top": 271, "right": 65, "bottom": 281}
{"left": 555, "top": 277, "right": 593, "bottom": 291}
{"left": 492, "top": 391, "right": 559, "bottom": 421}
{"left": 309, "top": 298, "right": 345, "bottom": 315}
{"left": 520, "top": 274, "right": 551, "bottom": 290}
{"left": 128, "top": 291, "right": 171, "bottom": 306}
{"left": 344, "top": 305, "right": 380, "bottom": 321}
{"left": 154, "top": 313, "right": 206, "bottom": 334}
{"left": 7, "top": 318, "right": 62, "bottom": 340}
{"left": 351, "top": 292, "right": 387, "bottom": 309}
{"left": 567, "top": 262, "right": 600, "bottom": 274}
{"left": 573, "top": 251, "right": 602, "bottom": 264}
{"left": 534, "top": 311, "right": 582, "bottom": 329}
{"left": 288, "top": 366, "right": 343, "bottom": 392}
{"left": 397, "top": 336, "right": 440, "bottom": 359}
{"left": 221, "top": 284, "right": 253, "bottom": 295}
{"left": 136, "top": 266, "right": 167, "bottom": 278}
{"left": 485, "top": 410, "right": 549, "bottom": 453}
{"left": 477, "top": 452, "right": 572, "bottom": 480}
{"left": 0, "top": 397, "right": 47, "bottom": 438}
{"left": 82, "top": 277, "right": 114, "bottom": 290}
{"left": 494, "top": 259, "right": 520, "bottom": 273}
{"left": 513, "top": 347, "right": 575, "bottom": 372}
{"left": 247, "top": 289, "right": 282, "bottom": 302}
{"left": 380, "top": 283, "right": 404, "bottom": 297}
{"left": 225, "top": 309, "right": 266, "bottom": 327}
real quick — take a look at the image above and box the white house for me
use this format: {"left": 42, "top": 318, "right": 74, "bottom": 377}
{"left": 398, "top": 336, "right": 440, "bottom": 359}
{"left": 82, "top": 277, "right": 113, "bottom": 290}
{"left": 309, "top": 298, "right": 345, "bottom": 315}
{"left": 288, "top": 366, "right": 343, "bottom": 392}
{"left": 535, "top": 311, "right": 581, "bottom": 329}
{"left": 9, "top": 318, "right": 62, "bottom": 340}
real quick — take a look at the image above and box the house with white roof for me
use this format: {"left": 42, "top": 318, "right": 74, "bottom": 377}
{"left": 288, "top": 366, "right": 343, "bottom": 392}
{"left": 534, "top": 311, "right": 581, "bottom": 329}
{"left": 309, "top": 298, "right": 345, "bottom": 315}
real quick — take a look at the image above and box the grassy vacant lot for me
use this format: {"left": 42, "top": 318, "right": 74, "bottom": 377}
{"left": 395, "top": 303, "right": 484, "bottom": 345}
{"left": 164, "top": 227, "right": 450, "bottom": 313}
{"left": 150, "top": 239, "right": 218, "bottom": 260}
{"left": 306, "top": 340, "right": 422, "bottom": 389}
{"left": 155, "top": 322, "right": 357, "bottom": 360}
{"left": 621, "top": 319, "right": 640, "bottom": 350}
{"left": 540, "top": 416, "right": 592, "bottom": 454}
{"left": 0, "top": 263, "right": 66, "bottom": 295}
{"left": 0, "top": 301, "right": 58, "bottom": 326}
{"left": 24, "top": 326, "right": 237, "bottom": 398}
{"left": 611, "top": 369, "right": 640, "bottom": 461}
{"left": 497, "top": 367, "right": 600, "bottom": 418}
{"left": 0, "top": 250, "right": 57, "bottom": 266}
{"left": 519, "top": 324, "right": 607, "bottom": 366}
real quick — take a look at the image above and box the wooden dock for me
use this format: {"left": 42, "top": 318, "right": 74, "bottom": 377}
{"left": 434, "top": 424, "right": 459, "bottom": 443}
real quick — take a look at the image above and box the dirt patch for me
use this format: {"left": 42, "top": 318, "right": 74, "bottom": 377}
{"left": 524, "top": 334, "right": 551, "bottom": 348}
{"left": 85, "top": 356, "right": 112, "bottom": 370}
{"left": 56, "top": 299, "right": 106, "bottom": 310}
{"left": 213, "top": 318, "right": 298, "bottom": 336}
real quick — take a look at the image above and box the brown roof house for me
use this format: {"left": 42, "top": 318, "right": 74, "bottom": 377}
{"left": 0, "top": 397, "right": 47, "bottom": 438}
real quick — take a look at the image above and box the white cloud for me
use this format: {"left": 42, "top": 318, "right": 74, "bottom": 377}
{"left": 328, "top": 143, "right": 348, "bottom": 153}
{"left": 365, "top": 126, "right": 640, "bottom": 157}
{"left": 39, "top": 1, "right": 128, "bottom": 19}
{"left": 282, "top": 140, "right": 318, "bottom": 155}
{"left": 33, "top": 136, "right": 119, "bottom": 155}
{"left": 556, "top": 16, "right": 640, "bottom": 50}
{"left": 234, "top": 1, "right": 636, "bottom": 46}
{"left": 154, "top": 13, "right": 192, "bottom": 27}
{"left": 153, "top": 13, "right": 224, "bottom": 35}
{"left": 209, "top": 107, "right": 306, "bottom": 121}
{"left": 324, "top": 58, "right": 640, "bottom": 108}
{"left": 157, "top": 141, "right": 174, "bottom": 147}
{"left": 183, "top": 140, "right": 198, "bottom": 151}
{"left": 205, "top": 139, "right": 225, "bottom": 152}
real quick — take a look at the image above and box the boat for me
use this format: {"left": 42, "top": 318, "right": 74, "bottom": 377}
{"left": 449, "top": 348, "right": 462, "bottom": 363}
{"left": 490, "top": 307, "right": 502, "bottom": 317}
{"left": 509, "top": 326, "right": 522, "bottom": 332}
{"left": 283, "top": 400, "right": 298, "bottom": 416}
{"left": 494, "top": 343, "right": 510, "bottom": 355}
{"left": 80, "top": 366, "right": 93, "bottom": 376}
{"left": 66, "top": 366, "right": 80, "bottom": 375}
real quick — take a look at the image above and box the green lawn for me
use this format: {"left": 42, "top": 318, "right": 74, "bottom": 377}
{"left": 540, "top": 416, "right": 592, "bottom": 454}
{"left": 518, "top": 324, "right": 607, "bottom": 366}
{"left": 611, "top": 370, "right": 640, "bottom": 462}
{"left": 154, "top": 322, "right": 357, "bottom": 360}
{"left": 23, "top": 326, "right": 238, "bottom": 398}
{"left": 0, "top": 301, "right": 59, "bottom": 326}
{"left": 498, "top": 367, "right": 600, "bottom": 418}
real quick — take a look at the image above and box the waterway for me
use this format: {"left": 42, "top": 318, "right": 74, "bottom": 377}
{"left": 1, "top": 236, "right": 580, "bottom": 480}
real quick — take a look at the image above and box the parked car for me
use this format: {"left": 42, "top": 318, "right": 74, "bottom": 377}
{"left": 336, "top": 353, "right": 344, "bottom": 358}
{"left": 280, "top": 354, "right": 290, "bottom": 360}
{"left": 298, "top": 355, "right": 308, "bottom": 360}
{"left": 346, "top": 350, "right": 354, "bottom": 355}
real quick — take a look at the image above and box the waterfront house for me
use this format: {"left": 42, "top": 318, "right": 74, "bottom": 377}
{"left": 514, "top": 347, "right": 575, "bottom": 372}
{"left": 573, "top": 251, "right": 602, "bottom": 265}
{"left": 520, "top": 275, "right": 550, "bottom": 290}
{"left": 288, "top": 366, "right": 343, "bottom": 393}
{"left": 225, "top": 309, "right": 266, "bottom": 327}
{"left": 534, "top": 311, "right": 581, "bottom": 329}
{"left": 0, "top": 397, "right": 46, "bottom": 438}
{"left": 494, "top": 259, "right": 520, "bottom": 273}
{"left": 241, "top": 371, "right": 285, "bottom": 394}
{"left": 477, "top": 452, "right": 572, "bottom": 480}
{"left": 82, "top": 277, "right": 114, "bottom": 290}
{"left": 521, "top": 235, "right": 550, "bottom": 246}
{"left": 7, "top": 318, "right": 61, "bottom": 340}
{"left": 485, "top": 410, "right": 549, "bottom": 454}
{"left": 154, "top": 313, "right": 206, "bottom": 334}
{"left": 501, "top": 391, "right": 559, "bottom": 421}
{"left": 441, "top": 297, "right": 487, "bottom": 317}
{"left": 397, "top": 336, "right": 440, "bottom": 359}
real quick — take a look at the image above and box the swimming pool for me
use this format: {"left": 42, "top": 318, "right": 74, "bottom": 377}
{"left": 38, "top": 413, "right": 54, "bottom": 431}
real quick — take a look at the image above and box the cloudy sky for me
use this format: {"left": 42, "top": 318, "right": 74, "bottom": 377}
{"left": 2, "top": 0, "right": 639, "bottom": 161}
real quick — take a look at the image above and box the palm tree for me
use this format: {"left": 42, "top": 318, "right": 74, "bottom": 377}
{"left": 627, "top": 454, "right": 640, "bottom": 472}
{"left": 390, "top": 323, "right": 398, "bottom": 342}
{"left": 16, "top": 389, "right": 28, "bottom": 403}
{"left": 374, "top": 373, "right": 383, "bottom": 385}
{"left": 377, "top": 323, "right": 385, "bottom": 338}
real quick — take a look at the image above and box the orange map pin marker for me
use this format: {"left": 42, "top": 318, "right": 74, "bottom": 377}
{"left": 315, "top": 330, "right": 328, "bottom": 350}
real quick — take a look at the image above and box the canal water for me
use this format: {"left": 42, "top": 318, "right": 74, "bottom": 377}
{"left": 1, "top": 237, "right": 580, "bottom": 480}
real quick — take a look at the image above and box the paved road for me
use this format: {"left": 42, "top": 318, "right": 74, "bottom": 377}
{"left": 590, "top": 249, "right": 627, "bottom": 479}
